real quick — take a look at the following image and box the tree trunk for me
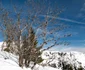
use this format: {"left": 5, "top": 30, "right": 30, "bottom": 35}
{"left": 19, "top": 34, "right": 23, "bottom": 67}
{"left": 19, "top": 53, "right": 23, "bottom": 67}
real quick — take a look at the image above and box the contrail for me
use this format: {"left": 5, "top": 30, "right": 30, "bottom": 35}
{"left": 40, "top": 15, "right": 85, "bottom": 25}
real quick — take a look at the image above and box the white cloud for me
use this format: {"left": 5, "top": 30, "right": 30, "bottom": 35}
{"left": 49, "top": 45, "right": 85, "bottom": 53}
{"left": 61, "top": 47, "right": 85, "bottom": 53}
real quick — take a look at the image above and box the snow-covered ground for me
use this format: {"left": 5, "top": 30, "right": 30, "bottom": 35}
{"left": 0, "top": 42, "right": 85, "bottom": 70}
{"left": 0, "top": 51, "right": 61, "bottom": 70}
{"left": 0, "top": 42, "right": 61, "bottom": 70}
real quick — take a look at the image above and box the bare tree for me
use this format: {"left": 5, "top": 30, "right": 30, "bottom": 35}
{"left": 0, "top": 0, "right": 71, "bottom": 68}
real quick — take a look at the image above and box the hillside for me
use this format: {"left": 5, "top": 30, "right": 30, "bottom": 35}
{"left": 0, "top": 42, "right": 85, "bottom": 70}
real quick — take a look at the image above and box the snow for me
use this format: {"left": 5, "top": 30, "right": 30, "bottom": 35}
{"left": 0, "top": 42, "right": 85, "bottom": 70}
{"left": 0, "top": 52, "right": 22, "bottom": 70}
{"left": 41, "top": 51, "right": 85, "bottom": 69}
{"left": 37, "top": 66, "right": 61, "bottom": 70}
{"left": 0, "top": 42, "right": 61, "bottom": 70}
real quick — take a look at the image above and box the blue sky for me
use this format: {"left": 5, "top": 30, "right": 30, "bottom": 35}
{"left": 0, "top": 0, "right": 85, "bottom": 50}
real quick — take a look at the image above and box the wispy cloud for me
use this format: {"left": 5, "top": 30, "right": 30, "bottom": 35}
{"left": 57, "top": 17, "right": 85, "bottom": 24}
{"left": 40, "top": 15, "right": 85, "bottom": 25}
{"left": 49, "top": 45, "right": 85, "bottom": 53}
{"left": 61, "top": 47, "right": 85, "bottom": 53}
{"left": 80, "top": 3, "right": 85, "bottom": 12}
{"left": 77, "top": 3, "right": 85, "bottom": 19}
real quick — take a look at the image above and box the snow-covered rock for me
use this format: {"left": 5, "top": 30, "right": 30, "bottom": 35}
{"left": 41, "top": 51, "right": 85, "bottom": 69}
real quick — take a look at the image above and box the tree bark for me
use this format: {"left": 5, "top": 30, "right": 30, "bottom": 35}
{"left": 19, "top": 53, "right": 23, "bottom": 67}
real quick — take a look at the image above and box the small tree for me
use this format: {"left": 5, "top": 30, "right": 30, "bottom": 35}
{"left": 0, "top": 0, "right": 71, "bottom": 68}
{"left": 22, "top": 27, "right": 43, "bottom": 67}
